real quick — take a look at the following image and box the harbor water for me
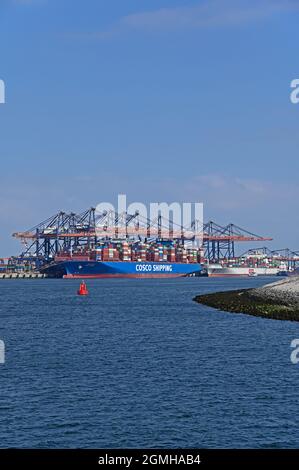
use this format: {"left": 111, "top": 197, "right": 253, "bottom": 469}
{"left": 0, "top": 277, "right": 299, "bottom": 448}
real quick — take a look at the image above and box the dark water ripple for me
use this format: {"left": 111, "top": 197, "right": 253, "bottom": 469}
{"left": 0, "top": 277, "right": 299, "bottom": 448}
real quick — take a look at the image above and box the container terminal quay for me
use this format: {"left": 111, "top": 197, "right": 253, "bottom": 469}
{"left": 0, "top": 207, "right": 298, "bottom": 279}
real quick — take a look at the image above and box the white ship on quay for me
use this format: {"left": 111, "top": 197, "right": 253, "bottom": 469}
{"left": 206, "top": 248, "right": 295, "bottom": 277}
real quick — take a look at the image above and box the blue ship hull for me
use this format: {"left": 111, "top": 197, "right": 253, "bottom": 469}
{"left": 43, "top": 260, "right": 202, "bottom": 278}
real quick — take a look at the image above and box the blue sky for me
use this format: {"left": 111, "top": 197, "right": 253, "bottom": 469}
{"left": 0, "top": 0, "right": 299, "bottom": 255}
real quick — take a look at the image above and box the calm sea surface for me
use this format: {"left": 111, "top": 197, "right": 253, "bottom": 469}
{"left": 0, "top": 277, "right": 299, "bottom": 448}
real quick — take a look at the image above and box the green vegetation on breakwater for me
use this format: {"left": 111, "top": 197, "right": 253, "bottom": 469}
{"left": 193, "top": 288, "right": 299, "bottom": 322}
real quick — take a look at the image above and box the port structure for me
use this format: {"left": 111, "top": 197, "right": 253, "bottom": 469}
{"left": 13, "top": 207, "right": 273, "bottom": 264}
{"left": 203, "top": 221, "right": 273, "bottom": 260}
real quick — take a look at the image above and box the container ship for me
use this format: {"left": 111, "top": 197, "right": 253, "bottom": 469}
{"left": 206, "top": 248, "right": 292, "bottom": 277}
{"left": 41, "top": 240, "right": 202, "bottom": 278}
{"left": 207, "top": 264, "right": 280, "bottom": 277}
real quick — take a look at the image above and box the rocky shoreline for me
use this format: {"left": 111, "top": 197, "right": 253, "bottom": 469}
{"left": 193, "top": 276, "right": 299, "bottom": 322}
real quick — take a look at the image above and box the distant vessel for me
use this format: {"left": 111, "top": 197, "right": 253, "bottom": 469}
{"left": 276, "top": 266, "right": 297, "bottom": 277}
{"left": 276, "top": 269, "right": 289, "bottom": 277}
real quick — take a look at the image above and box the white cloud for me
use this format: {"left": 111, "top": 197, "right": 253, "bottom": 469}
{"left": 186, "top": 173, "right": 299, "bottom": 207}
{"left": 91, "top": 0, "right": 299, "bottom": 38}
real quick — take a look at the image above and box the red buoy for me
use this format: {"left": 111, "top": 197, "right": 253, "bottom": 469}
{"left": 78, "top": 281, "right": 89, "bottom": 296}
